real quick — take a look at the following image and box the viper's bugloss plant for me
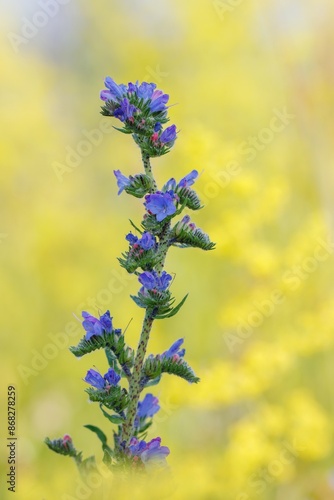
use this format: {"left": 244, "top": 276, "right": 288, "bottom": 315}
{"left": 45, "top": 77, "right": 215, "bottom": 475}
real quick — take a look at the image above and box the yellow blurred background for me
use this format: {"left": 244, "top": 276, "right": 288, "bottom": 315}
{"left": 1, "top": 0, "right": 334, "bottom": 498}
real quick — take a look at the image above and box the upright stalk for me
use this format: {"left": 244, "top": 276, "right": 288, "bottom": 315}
{"left": 141, "top": 151, "right": 157, "bottom": 192}
{"left": 121, "top": 310, "right": 154, "bottom": 446}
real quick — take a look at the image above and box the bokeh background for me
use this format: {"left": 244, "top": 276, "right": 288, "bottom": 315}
{"left": 1, "top": 0, "right": 334, "bottom": 498}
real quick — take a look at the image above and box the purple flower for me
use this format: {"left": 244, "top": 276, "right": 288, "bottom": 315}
{"left": 159, "top": 271, "right": 173, "bottom": 291}
{"left": 160, "top": 125, "right": 177, "bottom": 144}
{"left": 126, "top": 232, "right": 156, "bottom": 250}
{"left": 141, "top": 271, "right": 171, "bottom": 291}
{"left": 137, "top": 394, "right": 160, "bottom": 419}
{"left": 104, "top": 368, "right": 121, "bottom": 386}
{"left": 141, "top": 438, "right": 170, "bottom": 464}
{"left": 114, "top": 169, "right": 131, "bottom": 195}
{"left": 145, "top": 191, "right": 176, "bottom": 222}
{"left": 84, "top": 368, "right": 120, "bottom": 390}
{"left": 84, "top": 369, "right": 105, "bottom": 389}
{"left": 181, "top": 215, "right": 191, "bottom": 224}
{"left": 150, "top": 90, "right": 169, "bottom": 113}
{"left": 104, "top": 77, "right": 127, "bottom": 100}
{"left": 162, "top": 338, "right": 185, "bottom": 359}
{"left": 178, "top": 170, "right": 198, "bottom": 188}
{"left": 138, "top": 270, "right": 172, "bottom": 291}
{"left": 82, "top": 310, "right": 112, "bottom": 341}
{"left": 137, "top": 82, "right": 156, "bottom": 100}
{"left": 138, "top": 232, "right": 155, "bottom": 250}
{"left": 100, "top": 89, "right": 115, "bottom": 102}
{"left": 113, "top": 98, "right": 136, "bottom": 122}
{"left": 154, "top": 122, "right": 162, "bottom": 132}
{"left": 129, "top": 437, "right": 170, "bottom": 466}
{"left": 138, "top": 271, "right": 156, "bottom": 290}
{"left": 127, "top": 82, "right": 138, "bottom": 93}
{"left": 163, "top": 178, "right": 177, "bottom": 191}
{"left": 129, "top": 437, "right": 147, "bottom": 456}
{"left": 126, "top": 233, "right": 138, "bottom": 245}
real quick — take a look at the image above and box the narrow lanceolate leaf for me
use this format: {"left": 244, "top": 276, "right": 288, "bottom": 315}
{"left": 141, "top": 355, "right": 200, "bottom": 386}
{"left": 84, "top": 425, "right": 108, "bottom": 445}
{"left": 155, "top": 294, "right": 188, "bottom": 319}
{"left": 171, "top": 224, "right": 215, "bottom": 251}
{"left": 86, "top": 385, "right": 129, "bottom": 413}
{"left": 99, "top": 403, "right": 124, "bottom": 425}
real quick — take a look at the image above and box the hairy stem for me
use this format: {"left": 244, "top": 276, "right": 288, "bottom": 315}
{"left": 141, "top": 152, "right": 157, "bottom": 192}
{"left": 121, "top": 310, "right": 154, "bottom": 446}
{"left": 156, "top": 222, "right": 171, "bottom": 274}
{"left": 121, "top": 152, "right": 171, "bottom": 447}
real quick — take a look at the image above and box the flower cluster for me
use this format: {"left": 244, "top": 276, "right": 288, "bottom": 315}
{"left": 84, "top": 368, "right": 121, "bottom": 390}
{"left": 82, "top": 310, "right": 111, "bottom": 339}
{"left": 129, "top": 437, "right": 170, "bottom": 467}
{"left": 144, "top": 191, "right": 177, "bottom": 222}
{"left": 126, "top": 231, "right": 156, "bottom": 251}
{"left": 100, "top": 77, "right": 177, "bottom": 157}
{"left": 161, "top": 338, "right": 185, "bottom": 360}
{"left": 138, "top": 270, "right": 172, "bottom": 292}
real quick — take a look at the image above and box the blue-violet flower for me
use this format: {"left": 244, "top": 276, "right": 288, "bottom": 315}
{"left": 178, "top": 170, "right": 198, "bottom": 188}
{"left": 137, "top": 393, "right": 160, "bottom": 419}
{"left": 160, "top": 124, "right": 177, "bottom": 144}
{"left": 82, "top": 310, "right": 112, "bottom": 341}
{"left": 114, "top": 170, "right": 131, "bottom": 195}
{"left": 161, "top": 338, "right": 185, "bottom": 359}
{"left": 138, "top": 270, "right": 172, "bottom": 292}
{"left": 145, "top": 192, "right": 176, "bottom": 221}
{"left": 113, "top": 98, "right": 136, "bottom": 122}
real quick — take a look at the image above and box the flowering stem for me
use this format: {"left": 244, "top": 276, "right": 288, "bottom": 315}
{"left": 156, "top": 222, "right": 171, "bottom": 274}
{"left": 141, "top": 151, "right": 157, "bottom": 192}
{"left": 122, "top": 310, "right": 154, "bottom": 446}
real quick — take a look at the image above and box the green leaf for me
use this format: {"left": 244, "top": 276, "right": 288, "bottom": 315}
{"left": 84, "top": 425, "right": 108, "bottom": 445}
{"left": 112, "top": 125, "right": 133, "bottom": 134}
{"left": 144, "top": 375, "right": 161, "bottom": 387}
{"left": 129, "top": 219, "right": 143, "bottom": 234}
{"left": 99, "top": 404, "right": 124, "bottom": 424}
{"left": 155, "top": 294, "right": 188, "bottom": 319}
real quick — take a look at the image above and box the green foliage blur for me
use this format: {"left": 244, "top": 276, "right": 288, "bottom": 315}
{"left": 1, "top": 0, "right": 334, "bottom": 498}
